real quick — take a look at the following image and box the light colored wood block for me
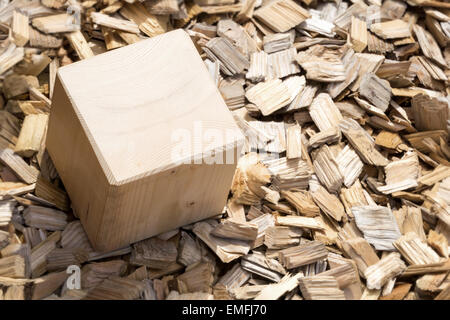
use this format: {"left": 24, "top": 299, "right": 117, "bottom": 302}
{"left": 46, "top": 29, "right": 244, "bottom": 251}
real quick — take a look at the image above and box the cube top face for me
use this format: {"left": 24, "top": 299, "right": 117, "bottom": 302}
{"left": 57, "top": 29, "right": 243, "bottom": 184}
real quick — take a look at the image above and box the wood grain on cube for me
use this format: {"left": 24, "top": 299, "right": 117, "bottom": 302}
{"left": 46, "top": 29, "right": 244, "bottom": 251}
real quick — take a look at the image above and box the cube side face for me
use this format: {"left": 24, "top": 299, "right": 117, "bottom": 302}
{"left": 46, "top": 76, "right": 109, "bottom": 244}
{"left": 93, "top": 145, "right": 242, "bottom": 251}
{"left": 56, "top": 29, "right": 241, "bottom": 184}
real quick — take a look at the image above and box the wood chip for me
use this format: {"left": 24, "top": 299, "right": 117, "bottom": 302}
{"left": 212, "top": 219, "right": 258, "bottom": 241}
{"left": 82, "top": 276, "right": 145, "bottom": 300}
{"left": 245, "top": 79, "right": 291, "bottom": 116}
{"left": 90, "top": 12, "right": 139, "bottom": 34}
{"left": 419, "top": 165, "right": 450, "bottom": 186}
{"left": 427, "top": 230, "right": 448, "bottom": 258}
{"left": 352, "top": 205, "right": 402, "bottom": 251}
{"left": 394, "top": 232, "right": 441, "bottom": 265}
{"left": 205, "top": 37, "right": 249, "bottom": 76}
{"left": 130, "top": 237, "right": 177, "bottom": 269}
{"left": 311, "top": 182, "right": 346, "bottom": 222}
{"left": 254, "top": 0, "right": 310, "bottom": 33}
{"left": 286, "top": 124, "right": 302, "bottom": 159}
{"left": 0, "top": 148, "right": 39, "bottom": 184}
{"left": 279, "top": 240, "right": 328, "bottom": 269}
{"left": 254, "top": 272, "right": 303, "bottom": 300}
{"left": 264, "top": 226, "right": 302, "bottom": 249}
{"left": 297, "top": 46, "right": 346, "bottom": 83}
{"left": 263, "top": 31, "right": 294, "bottom": 54}
{"left": 61, "top": 221, "right": 93, "bottom": 252}
{"left": 350, "top": 16, "right": 367, "bottom": 52}
{"left": 276, "top": 215, "right": 325, "bottom": 231}
{"left": 359, "top": 73, "right": 392, "bottom": 112}
{"left": 66, "top": 31, "right": 94, "bottom": 60}
{"left": 413, "top": 24, "right": 447, "bottom": 67}
{"left": 309, "top": 93, "right": 343, "bottom": 132}
{"left": 30, "top": 231, "right": 61, "bottom": 278}
{"left": 193, "top": 220, "right": 250, "bottom": 263}
{"left": 313, "top": 144, "right": 344, "bottom": 193}
{"left": 267, "top": 48, "right": 300, "bottom": 79}
{"left": 341, "top": 237, "right": 380, "bottom": 276}
{"left": 340, "top": 119, "right": 389, "bottom": 167}
{"left": 378, "top": 152, "right": 420, "bottom": 194}
{"left": 14, "top": 114, "right": 48, "bottom": 158}
{"left": 0, "top": 255, "right": 25, "bottom": 278}
{"left": 177, "top": 262, "right": 214, "bottom": 293}
{"left": 349, "top": 53, "right": 385, "bottom": 91}
{"left": 412, "top": 94, "right": 448, "bottom": 132}
{"left": 120, "top": 3, "right": 167, "bottom": 37}
{"left": 216, "top": 262, "right": 250, "bottom": 290}
{"left": 370, "top": 20, "right": 412, "bottom": 39}
{"left": 299, "top": 276, "right": 346, "bottom": 300}
{"left": 336, "top": 145, "right": 363, "bottom": 188}
{"left": 364, "top": 252, "right": 407, "bottom": 290}
{"left": 264, "top": 157, "right": 312, "bottom": 190}
{"left": 246, "top": 51, "right": 268, "bottom": 82}
{"left": 241, "top": 251, "right": 285, "bottom": 282}
{"left": 231, "top": 153, "right": 271, "bottom": 205}
{"left": 32, "top": 271, "right": 68, "bottom": 300}
{"left": 12, "top": 10, "right": 29, "bottom": 47}
{"left": 281, "top": 190, "right": 320, "bottom": 217}
{"left": 32, "top": 14, "right": 80, "bottom": 34}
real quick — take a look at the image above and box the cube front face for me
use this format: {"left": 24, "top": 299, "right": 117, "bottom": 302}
{"left": 95, "top": 153, "right": 240, "bottom": 251}
{"left": 47, "top": 29, "right": 244, "bottom": 251}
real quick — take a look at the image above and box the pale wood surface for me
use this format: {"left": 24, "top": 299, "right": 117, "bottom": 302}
{"left": 47, "top": 29, "right": 244, "bottom": 250}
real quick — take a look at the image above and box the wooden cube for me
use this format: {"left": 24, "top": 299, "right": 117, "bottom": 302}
{"left": 47, "top": 29, "right": 244, "bottom": 251}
